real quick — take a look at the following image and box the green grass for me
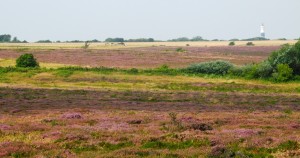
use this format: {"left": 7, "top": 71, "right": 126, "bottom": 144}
{"left": 142, "top": 139, "right": 210, "bottom": 150}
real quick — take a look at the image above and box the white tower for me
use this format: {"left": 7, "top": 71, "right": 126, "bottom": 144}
{"left": 260, "top": 24, "right": 265, "bottom": 38}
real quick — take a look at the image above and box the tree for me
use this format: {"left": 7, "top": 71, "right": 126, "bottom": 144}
{"left": 268, "top": 41, "right": 300, "bottom": 75}
{"left": 0, "top": 34, "right": 11, "bottom": 42}
{"left": 36, "top": 40, "right": 52, "bottom": 43}
{"left": 105, "top": 38, "right": 124, "bottom": 43}
{"left": 11, "top": 37, "right": 21, "bottom": 43}
{"left": 16, "top": 54, "right": 39, "bottom": 68}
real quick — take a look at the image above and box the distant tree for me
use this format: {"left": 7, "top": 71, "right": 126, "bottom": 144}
{"left": 0, "top": 34, "right": 12, "bottom": 42}
{"left": 278, "top": 38, "right": 287, "bottom": 41}
{"left": 90, "top": 39, "right": 101, "bottom": 42}
{"left": 36, "top": 40, "right": 52, "bottom": 43}
{"left": 191, "top": 36, "right": 204, "bottom": 41}
{"left": 16, "top": 54, "right": 39, "bottom": 68}
{"left": 229, "top": 41, "right": 235, "bottom": 46}
{"left": 211, "top": 39, "right": 219, "bottom": 41}
{"left": 229, "top": 38, "right": 239, "bottom": 41}
{"left": 11, "top": 37, "right": 21, "bottom": 43}
{"left": 126, "top": 38, "right": 155, "bottom": 42}
{"left": 242, "top": 37, "right": 269, "bottom": 41}
{"left": 105, "top": 38, "right": 124, "bottom": 43}
{"left": 168, "top": 37, "right": 190, "bottom": 42}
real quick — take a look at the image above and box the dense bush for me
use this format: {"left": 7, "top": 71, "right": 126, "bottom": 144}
{"left": 228, "top": 41, "right": 235, "bottom": 46}
{"left": 246, "top": 42, "right": 254, "bottom": 46}
{"left": 268, "top": 41, "right": 300, "bottom": 75}
{"left": 187, "top": 60, "right": 234, "bottom": 75}
{"left": 272, "top": 64, "right": 293, "bottom": 82}
{"left": 16, "top": 54, "right": 39, "bottom": 68}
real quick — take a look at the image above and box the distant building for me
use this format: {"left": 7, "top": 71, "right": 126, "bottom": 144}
{"left": 260, "top": 24, "right": 265, "bottom": 38}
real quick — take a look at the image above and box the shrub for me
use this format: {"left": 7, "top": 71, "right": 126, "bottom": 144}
{"left": 176, "top": 48, "right": 185, "bottom": 52}
{"left": 16, "top": 54, "right": 39, "bottom": 68}
{"left": 187, "top": 60, "right": 234, "bottom": 75}
{"left": 256, "top": 61, "right": 274, "bottom": 78}
{"left": 246, "top": 42, "right": 254, "bottom": 46}
{"left": 272, "top": 64, "right": 293, "bottom": 82}
{"left": 268, "top": 41, "right": 300, "bottom": 75}
{"left": 228, "top": 41, "right": 235, "bottom": 46}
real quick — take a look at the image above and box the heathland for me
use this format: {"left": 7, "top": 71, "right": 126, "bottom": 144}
{"left": 0, "top": 40, "right": 299, "bottom": 157}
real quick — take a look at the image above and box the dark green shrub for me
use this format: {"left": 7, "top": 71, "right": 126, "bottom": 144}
{"left": 16, "top": 54, "right": 39, "bottom": 68}
{"left": 268, "top": 41, "right": 300, "bottom": 75}
{"left": 256, "top": 61, "right": 274, "bottom": 78}
{"left": 228, "top": 41, "right": 235, "bottom": 46}
{"left": 187, "top": 60, "right": 234, "bottom": 75}
{"left": 246, "top": 42, "right": 254, "bottom": 46}
{"left": 229, "top": 62, "right": 273, "bottom": 79}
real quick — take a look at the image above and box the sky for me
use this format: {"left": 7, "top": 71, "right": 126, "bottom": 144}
{"left": 1, "top": 0, "right": 300, "bottom": 42}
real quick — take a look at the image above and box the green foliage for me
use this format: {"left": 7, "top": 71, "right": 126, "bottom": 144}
{"left": 55, "top": 70, "right": 74, "bottom": 78}
{"left": 16, "top": 54, "right": 39, "bottom": 68}
{"left": 277, "top": 140, "right": 299, "bottom": 151}
{"left": 272, "top": 64, "right": 293, "bottom": 82}
{"left": 126, "top": 38, "right": 155, "bottom": 42}
{"left": 142, "top": 139, "right": 210, "bottom": 150}
{"left": 246, "top": 42, "right": 254, "bottom": 46}
{"left": 0, "top": 34, "right": 12, "bottom": 42}
{"left": 36, "top": 40, "right": 52, "bottom": 43}
{"left": 228, "top": 41, "right": 235, "bottom": 46}
{"left": 176, "top": 48, "right": 185, "bottom": 52}
{"left": 268, "top": 41, "right": 300, "bottom": 75}
{"left": 105, "top": 38, "right": 124, "bottom": 42}
{"left": 187, "top": 60, "right": 234, "bottom": 75}
{"left": 168, "top": 36, "right": 209, "bottom": 42}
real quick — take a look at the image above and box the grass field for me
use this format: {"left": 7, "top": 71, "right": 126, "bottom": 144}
{"left": 0, "top": 42, "right": 300, "bottom": 157}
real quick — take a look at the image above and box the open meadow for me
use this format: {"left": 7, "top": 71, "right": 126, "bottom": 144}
{"left": 0, "top": 41, "right": 300, "bottom": 157}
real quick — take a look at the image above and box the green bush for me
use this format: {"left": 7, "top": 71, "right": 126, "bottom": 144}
{"left": 256, "top": 61, "right": 274, "bottom": 78}
{"left": 268, "top": 41, "right": 300, "bottom": 75}
{"left": 246, "top": 42, "right": 254, "bottom": 46}
{"left": 228, "top": 41, "right": 235, "bottom": 46}
{"left": 272, "top": 64, "right": 293, "bottom": 82}
{"left": 187, "top": 60, "right": 234, "bottom": 75}
{"left": 16, "top": 54, "right": 39, "bottom": 68}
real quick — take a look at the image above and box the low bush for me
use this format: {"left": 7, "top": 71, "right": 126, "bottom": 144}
{"left": 228, "top": 41, "right": 235, "bottom": 46}
{"left": 16, "top": 54, "right": 39, "bottom": 68}
{"left": 187, "top": 60, "right": 234, "bottom": 75}
{"left": 246, "top": 42, "right": 254, "bottom": 46}
{"left": 272, "top": 64, "right": 293, "bottom": 82}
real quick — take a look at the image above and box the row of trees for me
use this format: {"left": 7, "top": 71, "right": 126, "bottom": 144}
{"left": 0, "top": 34, "right": 27, "bottom": 43}
{"left": 104, "top": 38, "right": 155, "bottom": 43}
{"left": 168, "top": 36, "right": 209, "bottom": 42}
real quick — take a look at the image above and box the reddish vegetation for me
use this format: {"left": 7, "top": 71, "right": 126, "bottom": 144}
{"left": 0, "top": 46, "right": 280, "bottom": 68}
{"left": 0, "top": 87, "right": 299, "bottom": 157}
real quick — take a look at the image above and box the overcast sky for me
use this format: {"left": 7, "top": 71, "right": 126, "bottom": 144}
{"left": 1, "top": 0, "right": 299, "bottom": 41}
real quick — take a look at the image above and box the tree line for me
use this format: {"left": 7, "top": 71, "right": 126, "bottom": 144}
{"left": 1, "top": 34, "right": 297, "bottom": 43}
{"left": 0, "top": 34, "right": 27, "bottom": 43}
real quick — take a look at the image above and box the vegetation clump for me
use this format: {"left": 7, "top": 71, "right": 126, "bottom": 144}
{"left": 246, "top": 42, "right": 254, "bottom": 46}
{"left": 228, "top": 41, "right": 235, "bottom": 46}
{"left": 16, "top": 54, "right": 39, "bottom": 68}
{"left": 187, "top": 60, "right": 234, "bottom": 75}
